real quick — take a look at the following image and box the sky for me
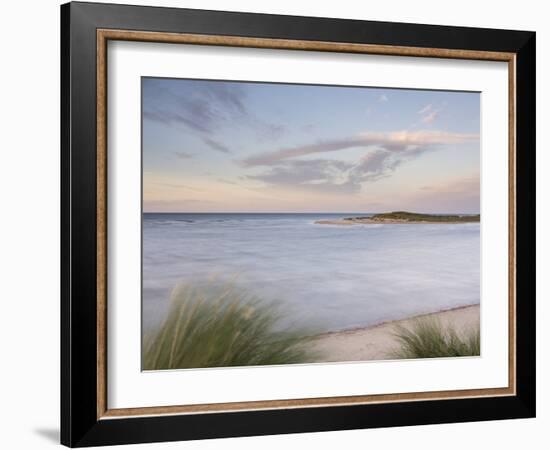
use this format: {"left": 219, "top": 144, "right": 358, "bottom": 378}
{"left": 142, "top": 77, "right": 480, "bottom": 213}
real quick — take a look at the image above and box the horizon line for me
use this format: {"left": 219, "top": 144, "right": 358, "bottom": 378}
{"left": 142, "top": 211, "right": 481, "bottom": 215}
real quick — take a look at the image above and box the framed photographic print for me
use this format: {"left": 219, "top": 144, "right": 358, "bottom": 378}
{"left": 60, "top": 1, "right": 536, "bottom": 447}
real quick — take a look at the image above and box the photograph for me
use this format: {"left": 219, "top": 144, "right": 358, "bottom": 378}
{"left": 56, "top": 1, "right": 537, "bottom": 446}
{"left": 141, "top": 77, "right": 481, "bottom": 370}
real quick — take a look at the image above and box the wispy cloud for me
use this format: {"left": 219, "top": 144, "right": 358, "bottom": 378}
{"left": 242, "top": 129, "right": 478, "bottom": 194}
{"left": 242, "top": 130, "right": 478, "bottom": 167}
{"left": 174, "top": 151, "right": 193, "bottom": 159}
{"left": 143, "top": 79, "right": 285, "bottom": 149}
{"left": 248, "top": 159, "right": 356, "bottom": 193}
{"left": 143, "top": 110, "right": 212, "bottom": 133}
{"left": 379, "top": 94, "right": 389, "bottom": 103}
{"left": 347, "top": 149, "right": 404, "bottom": 184}
{"left": 202, "top": 137, "right": 231, "bottom": 153}
{"left": 417, "top": 104, "right": 440, "bottom": 124}
{"left": 144, "top": 82, "right": 246, "bottom": 133}
{"left": 421, "top": 110, "right": 439, "bottom": 124}
{"left": 417, "top": 104, "right": 432, "bottom": 115}
{"left": 247, "top": 148, "right": 421, "bottom": 194}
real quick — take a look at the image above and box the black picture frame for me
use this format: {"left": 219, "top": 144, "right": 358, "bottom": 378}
{"left": 61, "top": 1, "right": 535, "bottom": 447}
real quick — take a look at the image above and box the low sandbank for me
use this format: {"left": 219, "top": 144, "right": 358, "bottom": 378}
{"left": 315, "top": 218, "right": 477, "bottom": 225}
{"left": 315, "top": 212, "right": 480, "bottom": 226}
{"left": 311, "top": 304, "right": 480, "bottom": 362}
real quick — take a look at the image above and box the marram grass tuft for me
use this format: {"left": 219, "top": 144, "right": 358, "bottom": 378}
{"left": 143, "top": 281, "right": 318, "bottom": 370}
{"left": 391, "top": 316, "right": 480, "bottom": 359}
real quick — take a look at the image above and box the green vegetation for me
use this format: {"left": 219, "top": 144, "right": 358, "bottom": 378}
{"left": 143, "top": 281, "right": 317, "bottom": 370}
{"left": 391, "top": 317, "right": 480, "bottom": 359}
{"left": 348, "top": 211, "right": 480, "bottom": 222}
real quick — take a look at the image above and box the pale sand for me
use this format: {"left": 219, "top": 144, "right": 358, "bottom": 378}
{"left": 311, "top": 304, "right": 480, "bottom": 362}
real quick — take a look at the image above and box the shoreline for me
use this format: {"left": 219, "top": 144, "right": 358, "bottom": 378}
{"left": 311, "top": 304, "right": 480, "bottom": 362}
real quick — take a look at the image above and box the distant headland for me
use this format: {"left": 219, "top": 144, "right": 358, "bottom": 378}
{"left": 315, "top": 211, "right": 480, "bottom": 226}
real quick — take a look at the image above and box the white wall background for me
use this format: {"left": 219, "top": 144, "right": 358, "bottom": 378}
{"left": 0, "top": 0, "right": 546, "bottom": 448}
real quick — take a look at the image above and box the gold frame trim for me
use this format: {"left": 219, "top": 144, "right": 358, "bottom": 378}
{"left": 96, "top": 29, "right": 517, "bottom": 420}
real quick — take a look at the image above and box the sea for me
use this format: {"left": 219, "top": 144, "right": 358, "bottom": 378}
{"left": 143, "top": 213, "right": 480, "bottom": 333}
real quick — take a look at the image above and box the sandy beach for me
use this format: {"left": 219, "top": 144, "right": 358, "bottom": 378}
{"left": 311, "top": 304, "right": 480, "bottom": 362}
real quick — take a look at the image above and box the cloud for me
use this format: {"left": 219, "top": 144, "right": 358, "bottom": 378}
{"left": 144, "top": 82, "right": 246, "bottom": 133}
{"left": 143, "top": 79, "right": 285, "bottom": 147}
{"left": 174, "top": 151, "right": 193, "bottom": 159}
{"left": 417, "top": 104, "right": 432, "bottom": 115}
{"left": 379, "top": 94, "right": 389, "bottom": 102}
{"left": 242, "top": 129, "right": 478, "bottom": 195}
{"left": 202, "top": 137, "right": 231, "bottom": 153}
{"left": 348, "top": 149, "right": 404, "bottom": 184}
{"left": 241, "top": 130, "right": 478, "bottom": 167}
{"left": 143, "top": 110, "right": 211, "bottom": 133}
{"left": 357, "top": 130, "right": 474, "bottom": 145}
{"left": 421, "top": 110, "right": 439, "bottom": 124}
{"left": 248, "top": 159, "right": 356, "bottom": 193}
{"left": 242, "top": 137, "right": 364, "bottom": 167}
{"left": 247, "top": 149, "right": 421, "bottom": 194}
{"left": 417, "top": 104, "right": 440, "bottom": 124}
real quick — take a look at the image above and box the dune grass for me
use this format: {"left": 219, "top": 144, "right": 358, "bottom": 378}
{"left": 143, "top": 281, "right": 317, "bottom": 370}
{"left": 343, "top": 211, "right": 479, "bottom": 223}
{"left": 370, "top": 211, "right": 480, "bottom": 222}
{"left": 392, "top": 317, "right": 480, "bottom": 359}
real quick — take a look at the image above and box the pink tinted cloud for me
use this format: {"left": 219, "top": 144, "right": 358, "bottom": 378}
{"left": 242, "top": 130, "right": 478, "bottom": 167}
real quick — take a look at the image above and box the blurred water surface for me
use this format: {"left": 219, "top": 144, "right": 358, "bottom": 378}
{"left": 143, "top": 213, "right": 480, "bottom": 332}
